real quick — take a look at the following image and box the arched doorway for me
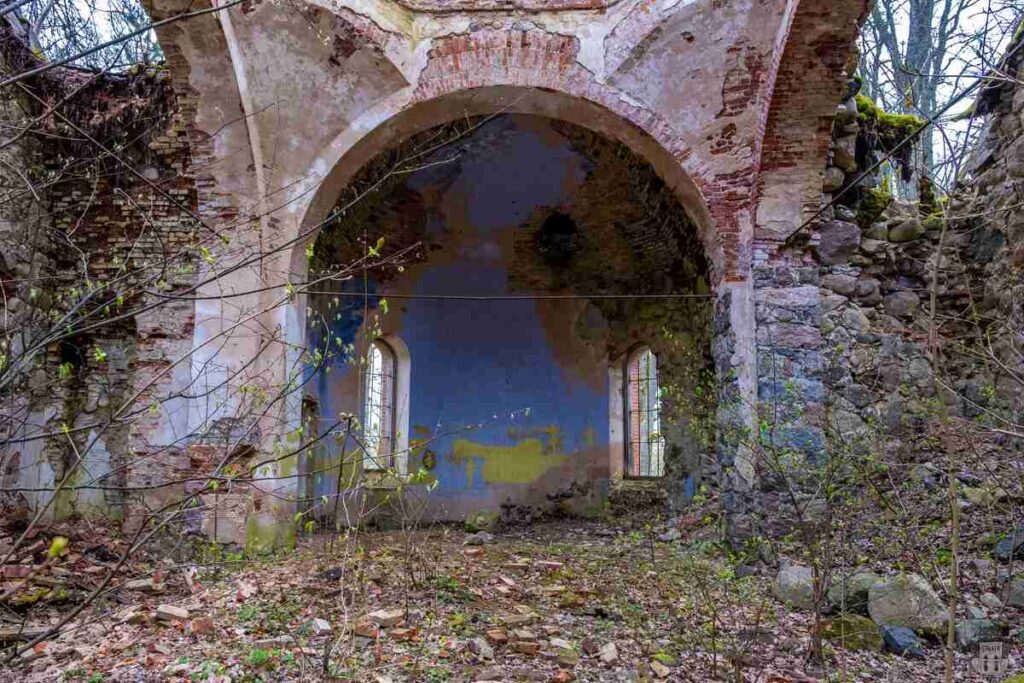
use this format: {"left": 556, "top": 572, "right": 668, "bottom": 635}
{"left": 301, "top": 114, "right": 715, "bottom": 525}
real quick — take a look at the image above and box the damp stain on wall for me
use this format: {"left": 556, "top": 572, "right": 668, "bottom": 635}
{"left": 305, "top": 114, "right": 714, "bottom": 521}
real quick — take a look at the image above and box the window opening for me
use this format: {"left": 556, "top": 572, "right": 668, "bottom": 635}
{"left": 362, "top": 339, "right": 397, "bottom": 470}
{"left": 626, "top": 346, "right": 665, "bottom": 478}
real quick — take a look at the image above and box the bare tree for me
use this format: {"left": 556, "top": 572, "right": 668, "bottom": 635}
{"left": 7, "top": 0, "right": 160, "bottom": 68}
{"left": 859, "top": 0, "right": 1023, "bottom": 190}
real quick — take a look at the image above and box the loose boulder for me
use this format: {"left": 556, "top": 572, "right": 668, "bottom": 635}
{"left": 909, "top": 463, "right": 941, "bottom": 489}
{"left": 470, "top": 637, "right": 495, "bottom": 660}
{"left": 827, "top": 571, "right": 882, "bottom": 614}
{"left": 881, "top": 625, "right": 926, "bottom": 658}
{"left": 598, "top": 641, "right": 619, "bottom": 665}
{"left": 981, "top": 592, "right": 1003, "bottom": 610}
{"left": 954, "top": 619, "right": 1001, "bottom": 651}
{"left": 816, "top": 220, "right": 861, "bottom": 266}
{"left": 1002, "top": 577, "right": 1024, "bottom": 608}
{"left": 868, "top": 573, "right": 947, "bottom": 633}
{"left": 463, "top": 531, "right": 495, "bottom": 546}
{"left": 774, "top": 562, "right": 815, "bottom": 610}
{"left": 994, "top": 527, "right": 1024, "bottom": 560}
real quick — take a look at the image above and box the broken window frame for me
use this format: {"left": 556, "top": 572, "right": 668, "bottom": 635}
{"left": 624, "top": 346, "right": 666, "bottom": 479}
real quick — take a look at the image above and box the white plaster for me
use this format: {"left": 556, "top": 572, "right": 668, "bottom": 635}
{"left": 15, "top": 407, "right": 58, "bottom": 513}
{"left": 724, "top": 279, "right": 757, "bottom": 485}
{"left": 381, "top": 334, "right": 412, "bottom": 476}
{"left": 76, "top": 430, "right": 113, "bottom": 514}
{"left": 607, "top": 354, "right": 626, "bottom": 481}
{"left": 218, "top": 0, "right": 266, "bottom": 235}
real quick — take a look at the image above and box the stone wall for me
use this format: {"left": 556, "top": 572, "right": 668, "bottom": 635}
{"left": 809, "top": 28, "right": 1024, "bottom": 450}
{"left": 943, "top": 30, "right": 1024, "bottom": 429}
{"left": 815, "top": 83, "right": 939, "bottom": 444}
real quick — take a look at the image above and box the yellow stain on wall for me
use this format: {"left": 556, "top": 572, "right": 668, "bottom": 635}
{"left": 452, "top": 437, "right": 568, "bottom": 485}
{"left": 505, "top": 424, "right": 565, "bottom": 454}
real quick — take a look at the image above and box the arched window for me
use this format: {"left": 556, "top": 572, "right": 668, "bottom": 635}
{"left": 362, "top": 339, "right": 397, "bottom": 471}
{"left": 625, "top": 346, "right": 665, "bottom": 478}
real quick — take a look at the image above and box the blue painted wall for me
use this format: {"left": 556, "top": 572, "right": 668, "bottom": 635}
{"left": 305, "top": 115, "right": 712, "bottom": 523}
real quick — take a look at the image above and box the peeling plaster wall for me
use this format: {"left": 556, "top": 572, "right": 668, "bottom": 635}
{"left": 306, "top": 115, "right": 713, "bottom": 524}
{"left": 0, "top": 0, "right": 870, "bottom": 544}
{"left": 0, "top": 60, "right": 200, "bottom": 525}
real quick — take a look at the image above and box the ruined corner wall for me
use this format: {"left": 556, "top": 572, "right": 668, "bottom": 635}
{"left": 0, "top": 52, "right": 202, "bottom": 529}
{"left": 942, "top": 34, "right": 1024, "bottom": 431}
{"left": 810, "top": 36, "right": 1024, "bottom": 461}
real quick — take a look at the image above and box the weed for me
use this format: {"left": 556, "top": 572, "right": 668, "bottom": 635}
{"left": 246, "top": 648, "right": 273, "bottom": 668}
{"left": 190, "top": 660, "right": 228, "bottom": 681}
{"left": 431, "top": 574, "right": 471, "bottom": 603}
{"left": 237, "top": 604, "right": 260, "bottom": 622}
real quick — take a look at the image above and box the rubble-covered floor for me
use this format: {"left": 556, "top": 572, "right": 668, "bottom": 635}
{"left": 0, "top": 518, "right": 1018, "bottom": 682}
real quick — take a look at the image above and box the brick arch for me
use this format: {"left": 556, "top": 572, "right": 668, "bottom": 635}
{"left": 293, "top": 28, "right": 731, "bottom": 285}
{"left": 755, "top": 0, "right": 870, "bottom": 242}
{"left": 143, "top": 0, "right": 256, "bottom": 226}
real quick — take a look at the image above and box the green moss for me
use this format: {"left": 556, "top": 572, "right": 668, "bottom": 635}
{"left": 856, "top": 187, "right": 893, "bottom": 228}
{"left": 279, "top": 519, "right": 296, "bottom": 551}
{"left": 464, "top": 510, "right": 499, "bottom": 532}
{"left": 278, "top": 453, "right": 296, "bottom": 478}
{"left": 820, "top": 614, "right": 882, "bottom": 651}
{"left": 245, "top": 512, "right": 294, "bottom": 556}
{"left": 245, "top": 516, "right": 274, "bottom": 556}
{"left": 856, "top": 95, "right": 924, "bottom": 137}
{"left": 9, "top": 587, "right": 51, "bottom": 607}
{"left": 856, "top": 94, "right": 925, "bottom": 153}
{"left": 917, "top": 176, "right": 938, "bottom": 215}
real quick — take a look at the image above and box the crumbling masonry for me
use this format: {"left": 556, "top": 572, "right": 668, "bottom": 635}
{"left": 4, "top": 0, "right": 959, "bottom": 549}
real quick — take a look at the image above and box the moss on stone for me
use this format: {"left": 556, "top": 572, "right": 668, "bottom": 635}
{"left": 820, "top": 614, "right": 882, "bottom": 651}
{"left": 856, "top": 94, "right": 925, "bottom": 150}
{"left": 917, "top": 176, "right": 938, "bottom": 215}
{"left": 856, "top": 187, "right": 893, "bottom": 228}
{"left": 245, "top": 512, "right": 294, "bottom": 556}
{"left": 855, "top": 94, "right": 926, "bottom": 181}
{"left": 922, "top": 215, "right": 944, "bottom": 233}
{"left": 464, "top": 510, "right": 499, "bottom": 532}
